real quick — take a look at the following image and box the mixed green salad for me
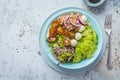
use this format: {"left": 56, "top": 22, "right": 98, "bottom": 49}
{"left": 47, "top": 13, "right": 98, "bottom": 63}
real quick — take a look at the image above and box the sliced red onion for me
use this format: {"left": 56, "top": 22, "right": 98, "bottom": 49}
{"left": 63, "top": 15, "right": 70, "bottom": 27}
{"left": 63, "top": 47, "right": 67, "bottom": 52}
{"left": 54, "top": 47, "right": 62, "bottom": 55}
{"left": 63, "top": 15, "right": 75, "bottom": 31}
{"left": 71, "top": 47, "right": 75, "bottom": 54}
{"left": 69, "top": 18, "right": 81, "bottom": 27}
{"left": 78, "top": 15, "right": 87, "bottom": 26}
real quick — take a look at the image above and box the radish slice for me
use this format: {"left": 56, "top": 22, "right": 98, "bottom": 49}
{"left": 78, "top": 15, "right": 88, "bottom": 26}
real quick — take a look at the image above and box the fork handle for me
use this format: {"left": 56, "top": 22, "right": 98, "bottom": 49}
{"left": 107, "top": 35, "right": 113, "bottom": 69}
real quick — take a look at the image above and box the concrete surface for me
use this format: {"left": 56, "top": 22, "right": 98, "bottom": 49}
{"left": 0, "top": 0, "right": 120, "bottom": 80}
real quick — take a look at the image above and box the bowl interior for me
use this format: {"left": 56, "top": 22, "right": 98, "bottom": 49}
{"left": 39, "top": 7, "right": 103, "bottom": 69}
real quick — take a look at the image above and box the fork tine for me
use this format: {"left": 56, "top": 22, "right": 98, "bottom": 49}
{"left": 108, "top": 14, "right": 112, "bottom": 28}
{"left": 108, "top": 15, "right": 110, "bottom": 28}
{"left": 105, "top": 14, "right": 112, "bottom": 29}
{"left": 105, "top": 14, "right": 109, "bottom": 28}
{"left": 110, "top": 14, "right": 112, "bottom": 28}
{"left": 105, "top": 15, "right": 108, "bottom": 27}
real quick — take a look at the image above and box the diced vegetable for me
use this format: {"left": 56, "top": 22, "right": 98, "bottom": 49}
{"left": 71, "top": 39, "right": 78, "bottom": 47}
{"left": 75, "top": 32, "right": 82, "bottom": 40}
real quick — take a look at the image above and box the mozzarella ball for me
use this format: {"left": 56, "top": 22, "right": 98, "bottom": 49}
{"left": 75, "top": 32, "right": 82, "bottom": 40}
{"left": 79, "top": 26, "right": 86, "bottom": 32}
{"left": 81, "top": 15, "right": 87, "bottom": 23}
{"left": 71, "top": 39, "right": 78, "bottom": 47}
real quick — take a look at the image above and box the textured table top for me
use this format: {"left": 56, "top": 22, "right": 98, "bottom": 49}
{"left": 0, "top": 0, "right": 120, "bottom": 80}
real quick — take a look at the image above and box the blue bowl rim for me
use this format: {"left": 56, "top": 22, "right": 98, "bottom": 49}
{"left": 39, "top": 7, "right": 105, "bottom": 69}
{"left": 39, "top": 40, "right": 106, "bottom": 74}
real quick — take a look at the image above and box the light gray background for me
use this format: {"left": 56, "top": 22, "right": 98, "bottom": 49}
{"left": 0, "top": 0, "right": 120, "bottom": 80}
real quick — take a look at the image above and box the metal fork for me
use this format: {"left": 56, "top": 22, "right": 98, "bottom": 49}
{"left": 104, "top": 14, "right": 113, "bottom": 69}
